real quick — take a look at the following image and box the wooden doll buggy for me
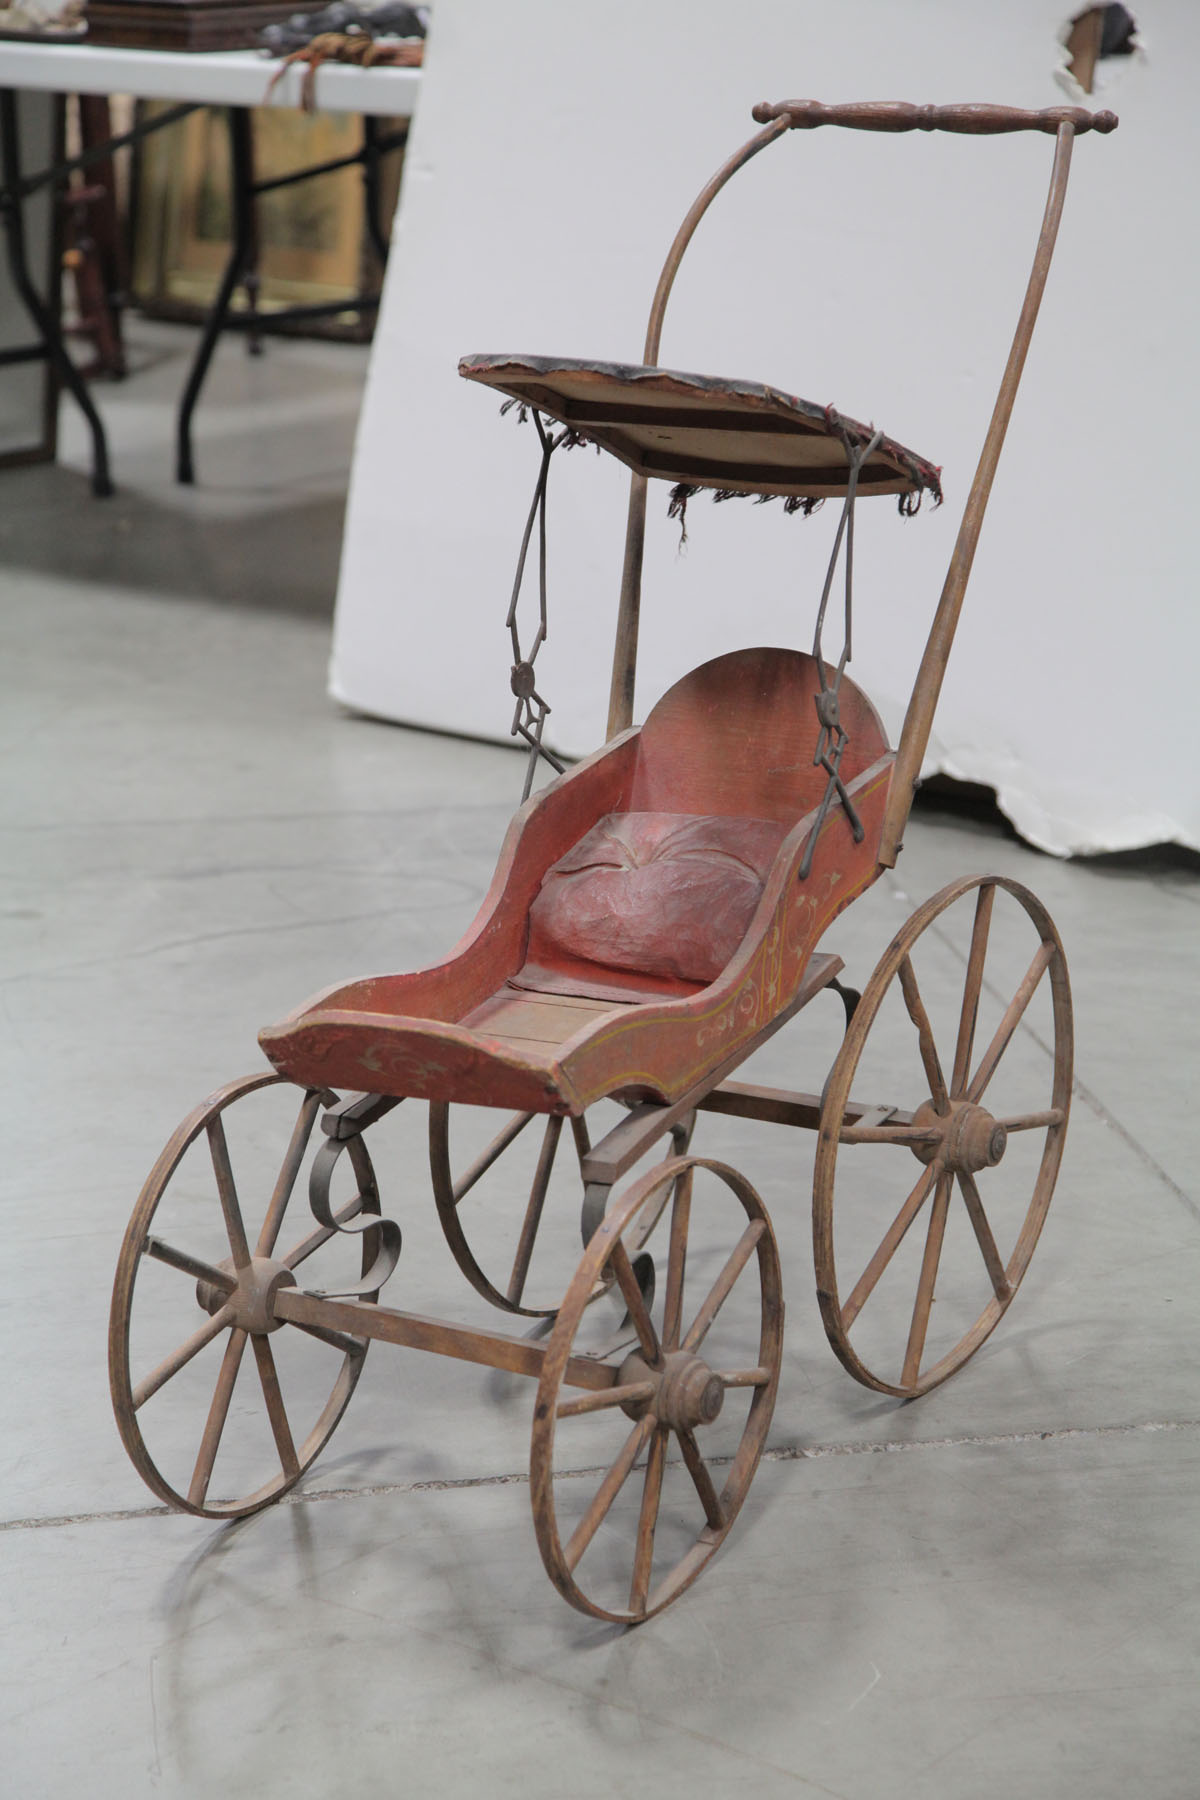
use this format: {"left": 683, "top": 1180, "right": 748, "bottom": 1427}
{"left": 110, "top": 98, "right": 1115, "bottom": 1623}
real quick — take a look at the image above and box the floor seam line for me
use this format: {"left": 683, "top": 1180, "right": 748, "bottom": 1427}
{"left": 1062, "top": 1072, "right": 1200, "bottom": 1223}
{"left": 9, "top": 1417, "right": 1196, "bottom": 1533}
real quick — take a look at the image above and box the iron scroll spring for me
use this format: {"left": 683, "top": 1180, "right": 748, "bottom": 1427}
{"left": 504, "top": 409, "right": 574, "bottom": 802}
{"left": 797, "top": 420, "right": 884, "bottom": 881}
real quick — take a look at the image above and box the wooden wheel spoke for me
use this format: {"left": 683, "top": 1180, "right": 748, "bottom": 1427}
{"left": 816, "top": 877, "right": 1072, "bottom": 1400}
{"left": 290, "top": 1319, "right": 368, "bottom": 1358}
{"left": 557, "top": 1380, "right": 656, "bottom": 1420}
{"left": 564, "top": 1415, "right": 655, "bottom": 1572}
{"left": 681, "top": 1220, "right": 765, "bottom": 1353}
{"left": 144, "top": 1236, "right": 235, "bottom": 1291}
{"left": 187, "top": 1327, "right": 247, "bottom": 1508}
{"left": 958, "top": 1172, "right": 1011, "bottom": 1300}
{"left": 281, "top": 1193, "right": 366, "bottom": 1270}
{"left": 676, "top": 1426, "right": 724, "bottom": 1531}
{"left": 620, "top": 1183, "right": 673, "bottom": 1260}
{"left": 251, "top": 1336, "right": 300, "bottom": 1478}
{"left": 531, "top": 1156, "right": 781, "bottom": 1621}
{"left": 662, "top": 1167, "right": 694, "bottom": 1351}
{"left": 131, "top": 1303, "right": 236, "bottom": 1411}
{"left": 256, "top": 1091, "right": 322, "bottom": 1258}
{"left": 967, "top": 940, "right": 1056, "bottom": 1104}
{"left": 207, "top": 1115, "right": 252, "bottom": 1271}
{"left": 952, "top": 884, "right": 995, "bottom": 1097}
{"left": 507, "top": 1115, "right": 563, "bottom": 1306}
{"left": 629, "top": 1426, "right": 667, "bottom": 1616}
{"left": 840, "top": 1164, "right": 937, "bottom": 1329}
{"left": 115, "top": 1074, "right": 379, "bottom": 1519}
{"left": 719, "top": 1365, "right": 772, "bottom": 1389}
{"left": 901, "top": 1173, "right": 951, "bottom": 1387}
{"left": 839, "top": 1122, "right": 941, "bottom": 1148}
{"left": 997, "top": 1108, "right": 1065, "bottom": 1133}
{"left": 898, "top": 955, "right": 948, "bottom": 1109}
{"left": 610, "top": 1240, "right": 661, "bottom": 1366}
{"left": 452, "top": 1111, "right": 535, "bottom": 1204}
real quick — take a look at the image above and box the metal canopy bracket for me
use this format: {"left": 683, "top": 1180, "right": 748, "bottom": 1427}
{"left": 797, "top": 420, "right": 883, "bottom": 880}
{"left": 503, "top": 407, "right": 572, "bottom": 800}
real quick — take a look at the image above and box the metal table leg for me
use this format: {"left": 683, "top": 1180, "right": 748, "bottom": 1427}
{"left": 175, "top": 105, "right": 257, "bottom": 485}
{"left": 173, "top": 106, "right": 407, "bottom": 485}
{"left": 361, "top": 114, "right": 391, "bottom": 269}
{"left": 0, "top": 87, "right": 113, "bottom": 497}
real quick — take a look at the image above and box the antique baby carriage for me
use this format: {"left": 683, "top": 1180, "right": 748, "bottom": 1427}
{"left": 110, "top": 98, "right": 1116, "bottom": 1623}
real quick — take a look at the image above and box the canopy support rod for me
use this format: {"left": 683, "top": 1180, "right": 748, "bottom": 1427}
{"left": 605, "top": 117, "right": 790, "bottom": 739}
{"left": 877, "top": 122, "right": 1076, "bottom": 866}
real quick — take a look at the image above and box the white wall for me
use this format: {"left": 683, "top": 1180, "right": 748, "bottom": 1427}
{"left": 331, "top": 0, "right": 1198, "bottom": 855}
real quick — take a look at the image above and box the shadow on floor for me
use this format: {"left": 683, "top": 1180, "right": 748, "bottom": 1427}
{"left": 0, "top": 462, "right": 343, "bottom": 618}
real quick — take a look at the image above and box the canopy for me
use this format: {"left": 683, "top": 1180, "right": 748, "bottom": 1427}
{"left": 459, "top": 355, "right": 942, "bottom": 504}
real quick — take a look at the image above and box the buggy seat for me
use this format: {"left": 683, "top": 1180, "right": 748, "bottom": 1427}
{"left": 258, "top": 648, "right": 894, "bottom": 1113}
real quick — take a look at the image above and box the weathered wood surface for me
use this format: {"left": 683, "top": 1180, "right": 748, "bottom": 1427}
{"left": 579, "top": 954, "right": 842, "bottom": 1187}
{"left": 698, "top": 1079, "right": 915, "bottom": 1133}
{"left": 630, "top": 647, "right": 887, "bottom": 822}
{"left": 460, "top": 357, "right": 942, "bottom": 501}
{"left": 274, "top": 1289, "right": 618, "bottom": 1392}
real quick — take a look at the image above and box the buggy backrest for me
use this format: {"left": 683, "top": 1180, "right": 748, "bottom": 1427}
{"left": 627, "top": 646, "right": 889, "bottom": 827}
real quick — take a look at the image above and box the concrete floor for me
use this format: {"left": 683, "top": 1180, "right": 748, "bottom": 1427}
{"left": 2, "top": 326, "right": 1198, "bottom": 1798}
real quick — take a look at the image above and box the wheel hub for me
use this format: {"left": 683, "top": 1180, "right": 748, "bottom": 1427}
{"left": 911, "top": 1099, "right": 1007, "bottom": 1175}
{"left": 618, "top": 1350, "right": 725, "bottom": 1432}
{"left": 196, "top": 1256, "right": 296, "bottom": 1334}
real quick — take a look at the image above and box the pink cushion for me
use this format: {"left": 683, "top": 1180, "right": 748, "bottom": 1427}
{"left": 527, "top": 812, "right": 786, "bottom": 986}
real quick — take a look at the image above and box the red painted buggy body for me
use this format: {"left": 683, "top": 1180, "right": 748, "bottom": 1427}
{"left": 259, "top": 648, "right": 892, "bottom": 1114}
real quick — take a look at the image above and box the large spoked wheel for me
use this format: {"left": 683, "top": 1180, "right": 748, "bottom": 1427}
{"left": 531, "top": 1157, "right": 783, "bottom": 1624}
{"left": 814, "top": 874, "right": 1072, "bottom": 1398}
{"left": 110, "top": 1072, "right": 382, "bottom": 1518}
{"left": 430, "top": 1097, "right": 694, "bottom": 1318}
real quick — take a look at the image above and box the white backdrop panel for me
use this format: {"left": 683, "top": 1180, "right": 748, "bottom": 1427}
{"left": 331, "top": 0, "right": 1198, "bottom": 855}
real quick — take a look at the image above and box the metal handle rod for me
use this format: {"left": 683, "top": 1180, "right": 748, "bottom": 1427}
{"left": 605, "top": 116, "right": 790, "bottom": 739}
{"left": 750, "top": 99, "right": 1118, "bottom": 136}
{"left": 604, "top": 104, "right": 1112, "bottom": 751}
{"left": 876, "top": 121, "right": 1077, "bottom": 866}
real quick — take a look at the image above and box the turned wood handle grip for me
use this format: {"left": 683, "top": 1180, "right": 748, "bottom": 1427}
{"left": 751, "top": 99, "right": 1118, "bottom": 135}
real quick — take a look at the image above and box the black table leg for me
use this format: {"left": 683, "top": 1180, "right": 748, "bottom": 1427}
{"left": 176, "top": 105, "right": 257, "bottom": 484}
{"left": 361, "top": 115, "right": 391, "bottom": 270}
{"left": 0, "top": 87, "right": 113, "bottom": 497}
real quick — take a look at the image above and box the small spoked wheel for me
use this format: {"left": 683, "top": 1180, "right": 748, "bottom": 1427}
{"left": 109, "top": 1072, "right": 382, "bottom": 1518}
{"left": 814, "top": 874, "right": 1072, "bottom": 1398}
{"left": 531, "top": 1156, "right": 782, "bottom": 1623}
{"left": 430, "top": 1095, "right": 694, "bottom": 1318}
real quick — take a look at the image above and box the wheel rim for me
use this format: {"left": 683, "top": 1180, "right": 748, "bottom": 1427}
{"left": 814, "top": 875, "right": 1073, "bottom": 1398}
{"left": 109, "top": 1073, "right": 381, "bottom": 1518}
{"left": 531, "top": 1156, "right": 783, "bottom": 1623}
{"left": 430, "top": 1097, "right": 694, "bottom": 1318}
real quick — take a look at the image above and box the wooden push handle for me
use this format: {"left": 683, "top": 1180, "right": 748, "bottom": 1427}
{"left": 751, "top": 99, "right": 1118, "bottom": 135}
